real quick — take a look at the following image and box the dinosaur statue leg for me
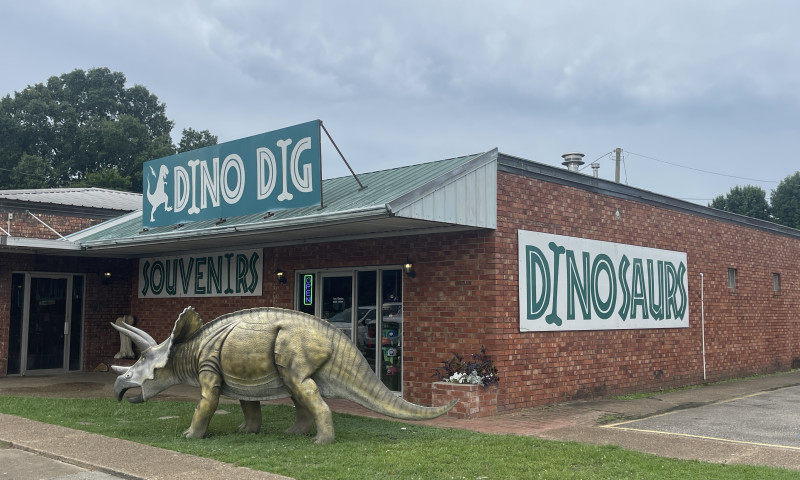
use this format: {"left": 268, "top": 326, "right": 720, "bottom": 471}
{"left": 184, "top": 370, "right": 222, "bottom": 438}
{"left": 274, "top": 333, "right": 335, "bottom": 444}
{"left": 238, "top": 400, "right": 262, "bottom": 433}
{"left": 277, "top": 370, "right": 334, "bottom": 444}
{"left": 285, "top": 396, "right": 315, "bottom": 435}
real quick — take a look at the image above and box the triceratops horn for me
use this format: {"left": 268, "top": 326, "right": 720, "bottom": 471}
{"left": 110, "top": 322, "right": 154, "bottom": 352}
{"left": 118, "top": 322, "right": 157, "bottom": 347}
{"left": 110, "top": 365, "right": 130, "bottom": 374}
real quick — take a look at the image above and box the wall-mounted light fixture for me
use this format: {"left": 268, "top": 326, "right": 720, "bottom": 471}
{"left": 102, "top": 271, "right": 112, "bottom": 285}
{"left": 275, "top": 269, "right": 287, "bottom": 284}
{"left": 403, "top": 259, "right": 416, "bottom": 278}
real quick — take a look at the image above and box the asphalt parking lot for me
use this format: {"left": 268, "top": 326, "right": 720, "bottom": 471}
{"left": 605, "top": 385, "right": 800, "bottom": 451}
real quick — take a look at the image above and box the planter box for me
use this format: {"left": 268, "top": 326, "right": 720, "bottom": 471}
{"left": 432, "top": 381, "right": 498, "bottom": 419}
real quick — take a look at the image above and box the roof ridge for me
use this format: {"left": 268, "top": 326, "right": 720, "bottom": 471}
{"left": 0, "top": 187, "right": 141, "bottom": 196}
{"left": 324, "top": 153, "right": 483, "bottom": 181}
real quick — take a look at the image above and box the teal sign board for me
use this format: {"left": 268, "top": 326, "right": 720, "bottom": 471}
{"left": 518, "top": 230, "right": 689, "bottom": 332}
{"left": 143, "top": 120, "right": 321, "bottom": 228}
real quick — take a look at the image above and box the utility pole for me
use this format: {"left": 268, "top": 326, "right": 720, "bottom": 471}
{"left": 614, "top": 148, "right": 622, "bottom": 183}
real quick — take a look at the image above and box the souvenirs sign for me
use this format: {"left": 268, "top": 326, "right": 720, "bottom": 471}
{"left": 143, "top": 120, "right": 321, "bottom": 228}
{"left": 518, "top": 230, "right": 688, "bottom": 331}
{"left": 139, "top": 249, "right": 262, "bottom": 298}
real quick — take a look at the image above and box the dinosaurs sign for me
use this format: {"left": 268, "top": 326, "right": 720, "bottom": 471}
{"left": 518, "top": 230, "right": 689, "bottom": 332}
{"left": 142, "top": 120, "right": 321, "bottom": 228}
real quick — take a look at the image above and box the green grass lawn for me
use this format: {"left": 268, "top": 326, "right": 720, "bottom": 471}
{"left": 0, "top": 396, "right": 795, "bottom": 480}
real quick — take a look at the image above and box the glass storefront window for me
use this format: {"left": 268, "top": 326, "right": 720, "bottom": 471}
{"left": 356, "top": 271, "right": 377, "bottom": 370}
{"left": 321, "top": 275, "right": 353, "bottom": 339}
{"left": 379, "top": 270, "right": 402, "bottom": 392}
{"left": 296, "top": 267, "right": 403, "bottom": 391}
{"left": 8, "top": 273, "right": 24, "bottom": 374}
{"left": 69, "top": 275, "right": 84, "bottom": 371}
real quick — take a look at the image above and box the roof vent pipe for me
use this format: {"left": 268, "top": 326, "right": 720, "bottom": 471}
{"left": 561, "top": 152, "right": 585, "bottom": 172}
{"left": 591, "top": 162, "right": 600, "bottom": 177}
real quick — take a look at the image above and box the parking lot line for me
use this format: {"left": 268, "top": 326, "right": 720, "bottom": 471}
{"left": 602, "top": 389, "right": 800, "bottom": 451}
{"left": 604, "top": 423, "right": 800, "bottom": 451}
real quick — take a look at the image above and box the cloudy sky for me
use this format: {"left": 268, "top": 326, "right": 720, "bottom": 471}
{"left": 2, "top": 1, "right": 798, "bottom": 204}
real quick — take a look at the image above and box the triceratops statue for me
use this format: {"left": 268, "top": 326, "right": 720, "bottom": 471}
{"left": 111, "top": 306, "right": 455, "bottom": 444}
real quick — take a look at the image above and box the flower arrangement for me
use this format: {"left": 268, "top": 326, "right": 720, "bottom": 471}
{"left": 432, "top": 345, "right": 499, "bottom": 387}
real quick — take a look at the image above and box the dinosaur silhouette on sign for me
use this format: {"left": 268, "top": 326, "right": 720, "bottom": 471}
{"left": 146, "top": 164, "right": 172, "bottom": 223}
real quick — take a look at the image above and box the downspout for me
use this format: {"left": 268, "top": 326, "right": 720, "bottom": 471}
{"left": 700, "top": 273, "right": 706, "bottom": 381}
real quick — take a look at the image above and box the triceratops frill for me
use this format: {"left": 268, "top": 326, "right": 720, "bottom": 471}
{"left": 111, "top": 306, "right": 456, "bottom": 444}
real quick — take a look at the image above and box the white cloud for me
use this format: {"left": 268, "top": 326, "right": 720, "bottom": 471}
{"left": 1, "top": 0, "right": 799, "bottom": 201}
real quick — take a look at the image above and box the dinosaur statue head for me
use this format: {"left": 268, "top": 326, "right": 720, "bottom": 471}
{"left": 111, "top": 306, "right": 202, "bottom": 403}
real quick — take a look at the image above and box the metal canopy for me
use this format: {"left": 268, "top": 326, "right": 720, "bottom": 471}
{"left": 45, "top": 150, "right": 499, "bottom": 258}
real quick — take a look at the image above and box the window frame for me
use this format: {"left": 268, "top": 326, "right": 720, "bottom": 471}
{"left": 727, "top": 268, "right": 737, "bottom": 290}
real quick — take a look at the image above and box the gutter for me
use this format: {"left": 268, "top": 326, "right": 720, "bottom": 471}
{"left": 0, "top": 236, "right": 82, "bottom": 251}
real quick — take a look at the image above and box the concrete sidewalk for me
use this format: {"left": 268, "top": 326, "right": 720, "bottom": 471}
{"left": 0, "top": 413, "right": 292, "bottom": 480}
{"left": 1, "top": 370, "right": 800, "bottom": 477}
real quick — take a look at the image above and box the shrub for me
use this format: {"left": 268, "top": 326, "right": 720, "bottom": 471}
{"left": 432, "top": 345, "right": 499, "bottom": 387}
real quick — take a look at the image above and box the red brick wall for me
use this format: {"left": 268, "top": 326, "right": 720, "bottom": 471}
{"left": 82, "top": 259, "right": 136, "bottom": 371}
{"left": 1, "top": 209, "right": 105, "bottom": 239}
{"left": 0, "top": 253, "right": 132, "bottom": 376}
{"left": 124, "top": 234, "right": 494, "bottom": 407}
{"left": 487, "top": 171, "right": 800, "bottom": 412}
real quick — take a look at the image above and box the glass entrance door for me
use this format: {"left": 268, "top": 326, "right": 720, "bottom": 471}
{"left": 8, "top": 274, "right": 84, "bottom": 375}
{"left": 321, "top": 274, "right": 354, "bottom": 340}
{"left": 296, "top": 267, "right": 403, "bottom": 392}
{"left": 26, "top": 277, "right": 68, "bottom": 371}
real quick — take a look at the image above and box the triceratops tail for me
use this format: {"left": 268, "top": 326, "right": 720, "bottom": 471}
{"left": 317, "top": 333, "right": 457, "bottom": 420}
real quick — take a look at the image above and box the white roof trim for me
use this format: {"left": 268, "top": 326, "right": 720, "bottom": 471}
{"left": 388, "top": 149, "right": 497, "bottom": 229}
{"left": 0, "top": 236, "right": 82, "bottom": 251}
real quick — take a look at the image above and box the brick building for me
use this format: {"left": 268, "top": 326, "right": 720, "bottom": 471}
{"left": 0, "top": 188, "right": 141, "bottom": 375}
{"left": 0, "top": 188, "right": 141, "bottom": 240}
{"left": 1, "top": 151, "right": 798, "bottom": 415}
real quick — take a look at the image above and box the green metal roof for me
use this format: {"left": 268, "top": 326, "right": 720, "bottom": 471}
{"left": 67, "top": 151, "right": 498, "bottom": 257}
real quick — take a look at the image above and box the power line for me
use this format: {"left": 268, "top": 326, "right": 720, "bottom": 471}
{"left": 625, "top": 150, "right": 778, "bottom": 184}
{"left": 0, "top": 165, "right": 41, "bottom": 177}
{"left": 577, "top": 151, "right": 613, "bottom": 172}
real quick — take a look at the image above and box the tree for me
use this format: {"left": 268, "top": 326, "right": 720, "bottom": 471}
{"left": 771, "top": 172, "right": 800, "bottom": 229}
{"left": 178, "top": 128, "right": 218, "bottom": 153}
{"left": 0, "top": 67, "right": 216, "bottom": 192}
{"left": 709, "top": 185, "right": 771, "bottom": 221}
{"left": 9, "top": 154, "right": 56, "bottom": 189}
{"left": 70, "top": 167, "right": 132, "bottom": 191}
